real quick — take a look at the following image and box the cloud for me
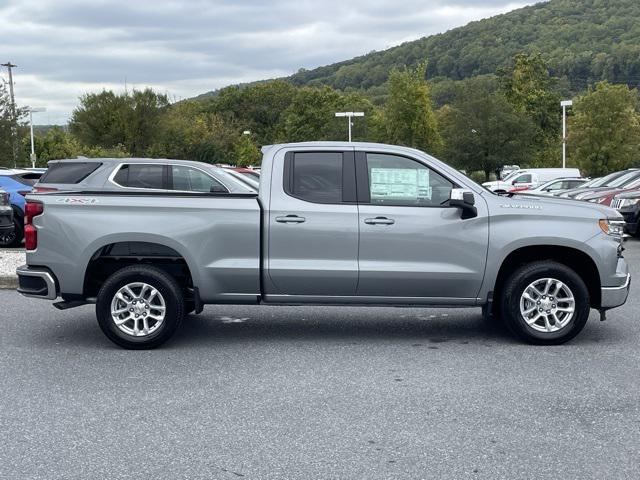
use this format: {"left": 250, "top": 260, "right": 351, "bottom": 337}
{"left": 0, "top": 0, "right": 537, "bottom": 123}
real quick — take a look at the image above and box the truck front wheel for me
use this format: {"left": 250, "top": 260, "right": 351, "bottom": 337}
{"left": 501, "top": 261, "right": 590, "bottom": 345}
{"left": 96, "top": 265, "right": 184, "bottom": 349}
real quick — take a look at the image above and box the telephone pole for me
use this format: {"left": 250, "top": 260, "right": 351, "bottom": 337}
{"left": 2, "top": 62, "right": 18, "bottom": 167}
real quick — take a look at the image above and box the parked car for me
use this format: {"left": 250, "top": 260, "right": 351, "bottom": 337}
{"left": 498, "top": 165, "right": 520, "bottom": 180}
{"left": 611, "top": 190, "right": 640, "bottom": 236}
{"left": 573, "top": 170, "right": 640, "bottom": 203}
{"left": 222, "top": 168, "right": 259, "bottom": 191}
{"left": 34, "top": 158, "right": 255, "bottom": 194}
{"left": 517, "top": 177, "right": 589, "bottom": 196}
{"left": 0, "top": 171, "right": 36, "bottom": 246}
{"left": 18, "top": 142, "right": 629, "bottom": 349}
{"left": 483, "top": 168, "right": 581, "bottom": 192}
{"left": 0, "top": 189, "right": 14, "bottom": 246}
{"left": 559, "top": 169, "right": 639, "bottom": 199}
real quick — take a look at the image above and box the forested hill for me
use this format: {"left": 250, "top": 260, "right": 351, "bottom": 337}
{"left": 200, "top": 0, "right": 640, "bottom": 98}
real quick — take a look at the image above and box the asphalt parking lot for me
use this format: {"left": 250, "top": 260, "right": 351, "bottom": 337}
{"left": 1, "top": 241, "right": 639, "bottom": 479}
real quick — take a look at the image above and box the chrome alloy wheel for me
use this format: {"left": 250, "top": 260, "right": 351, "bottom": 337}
{"left": 110, "top": 282, "right": 166, "bottom": 337}
{"left": 519, "top": 278, "right": 575, "bottom": 333}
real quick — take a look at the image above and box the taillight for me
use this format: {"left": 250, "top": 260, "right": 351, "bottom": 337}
{"left": 24, "top": 225, "right": 37, "bottom": 250}
{"left": 24, "top": 201, "right": 44, "bottom": 251}
{"left": 25, "top": 201, "right": 44, "bottom": 225}
{"left": 33, "top": 186, "right": 58, "bottom": 193}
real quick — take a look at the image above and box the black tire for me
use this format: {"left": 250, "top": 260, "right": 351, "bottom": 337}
{"left": 96, "top": 265, "right": 184, "bottom": 349}
{"left": 11, "top": 219, "right": 24, "bottom": 247}
{"left": 500, "top": 261, "right": 590, "bottom": 345}
{"left": 0, "top": 218, "right": 24, "bottom": 247}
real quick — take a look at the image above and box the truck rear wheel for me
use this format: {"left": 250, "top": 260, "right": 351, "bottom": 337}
{"left": 500, "top": 261, "right": 590, "bottom": 345}
{"left": 96, "top": 265, "right": 184, "bottom": 349}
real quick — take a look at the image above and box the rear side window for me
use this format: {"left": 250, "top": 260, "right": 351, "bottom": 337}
{"left": 39, "top": 162, "right": 102, "bottom": 184}
{"left": 284, "top": 152, "right": 344, "bottom": 203}
{"left": 170, "top": 165, "right": 227, "bottom": 193}
{"left": 113, "top": 164, "right": 165, "bottom": 190}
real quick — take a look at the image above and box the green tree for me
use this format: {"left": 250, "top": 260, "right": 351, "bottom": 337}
{"left": 210, "top": 81, "right": 297, "bottom": 145}
{"left": 69, "top": 88, "right": 168, "bottom": 156}
{"left": 233, "top": 134, "right": 261, "bottom": 167}
{"left": 148, "top": 101, "right": 238, "bottom": 164}
{"left": 279, "top": 86, "right": 379, "bottom": 143}
{"left": 438, "top": 78, "right": 535, "bottom": 181}
{"left": 500, "top": 53, "right": 562, "bottom": 166}
{"left": 569, "top": 81, "right": 640, "bottom": 176}
{"left": 382, "top": 63, "right": 441, "bottom": 153}
{"left": 0, "top": 83, "right": 27, "bottom": 168}
{"left": 23, "top": 127, "right": 80, "bottom": 165}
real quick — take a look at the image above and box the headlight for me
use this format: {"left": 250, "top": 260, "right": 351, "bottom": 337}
{"left": 599, "top": 219, "right": 625, "bottom": 237}
{"left": 0, "top": 191, "right": 8, "bottom": 206}
{"left": 618, "top": 198, "right": 640, "bottom": 208}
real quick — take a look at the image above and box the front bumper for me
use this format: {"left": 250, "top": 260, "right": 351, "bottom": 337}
{"left": 620, "top": 211, "right": 638, "bottom": 234}
{"left": 601, "top": 272, "right": 631, "bottom": 309}
{"left": 16, "top": 265, "right": 58, "bottom": 300}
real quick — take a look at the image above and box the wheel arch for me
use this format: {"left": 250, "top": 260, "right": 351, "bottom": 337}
{"left": 81, "top": 235, "right": 200, "bottom": 299}
{"left": 493, "top": 245, "right": 601, "bottom": 309}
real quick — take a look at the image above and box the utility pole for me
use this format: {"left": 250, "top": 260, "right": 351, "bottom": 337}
{"left": 28, "top": 107, "right": 46, "bottom": 168}
{"left": 2, "top": 62, "right": 18, "bottom": 167}
{"left": 335, "top": 111, "right": 364, "bottom": 142}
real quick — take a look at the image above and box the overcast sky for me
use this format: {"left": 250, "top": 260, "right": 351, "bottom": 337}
{"left": 1, "top": 0, "right": 537, "bottom": 124}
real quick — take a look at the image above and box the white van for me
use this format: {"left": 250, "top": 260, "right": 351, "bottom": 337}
{"left": 483, "top": 168, "right": 581, "bottom": 192}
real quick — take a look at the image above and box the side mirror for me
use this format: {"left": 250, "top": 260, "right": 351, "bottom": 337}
{"left": 210, "top": 185, "right": 227, "bottom": 193}
{"left": 511, "top": 180, "right": 519, "bottom": 186}
{"left": 449, "top": 188, "right": 477, "bottom": 219}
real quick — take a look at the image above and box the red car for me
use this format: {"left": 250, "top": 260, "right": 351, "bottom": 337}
{"left": 580, "top": 176, "right": 640, "bottom": 206}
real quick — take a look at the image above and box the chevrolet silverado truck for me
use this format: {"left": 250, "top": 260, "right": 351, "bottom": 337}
{"left": 17, "top": 142, "right": 631, "bottom": 348}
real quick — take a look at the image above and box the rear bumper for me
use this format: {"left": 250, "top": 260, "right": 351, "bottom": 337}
{"left": 0, "top": 207, "right": 13, "bottom": 233}
{"left": 16, "top": 265, "right": 58, "bottom": 300}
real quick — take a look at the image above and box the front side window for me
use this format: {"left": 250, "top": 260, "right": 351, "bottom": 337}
{"left": 544, "top": 180, "right": 564, "bottom": 191}
{"left": 113, "top": 164, "right": 165, "bottom": 190}
{"left": 365, "top": 153, "right": 453, "bottom": 207}
{"left": 512, "top": 174, "right": 532, "bottom": 184}
{"left": 170, "top": 165, "right": 227, "bottom": 193}
{"left": 286, "top": 152, "right": 343, "bottom": 203}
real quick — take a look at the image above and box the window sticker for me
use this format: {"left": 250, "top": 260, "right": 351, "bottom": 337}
{"left": 370, "top": 168, "right": 432, "bottom": 201}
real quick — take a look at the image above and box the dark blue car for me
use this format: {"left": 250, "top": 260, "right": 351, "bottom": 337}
{"left": 0, "top": 171, "right": 42, "bottom": 246}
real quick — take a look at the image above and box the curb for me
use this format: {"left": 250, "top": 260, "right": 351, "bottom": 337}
{"left": 0, "top": 275, "right": 18, "bottom": 289}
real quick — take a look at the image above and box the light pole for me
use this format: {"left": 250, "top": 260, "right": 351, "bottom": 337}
{"left": 335, "top": 112, "right": 364, "bottom": 142}
{"left": 561, "top": 100, "right": 573, "bottom": 169}
{"left": 28, "top": 107, "right": 46, "bottom": 168}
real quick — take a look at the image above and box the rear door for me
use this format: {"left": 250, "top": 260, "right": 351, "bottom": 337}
{"left": 266, "top": 148, "right": 359, "bottom": 296}
{"left": 355, "top": 150, "right": 489, "bottom": 301}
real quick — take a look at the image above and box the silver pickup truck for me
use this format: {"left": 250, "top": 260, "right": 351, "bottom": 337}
{"left": 17, "top": 142, "right": 630, "bottom": 348}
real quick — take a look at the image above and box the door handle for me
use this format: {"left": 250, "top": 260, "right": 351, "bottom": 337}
{"left": 276, "top": 215, "right": 306, "bottom": 224}
{"left": 364, "top": 216, "right": 395, "bottom": 225}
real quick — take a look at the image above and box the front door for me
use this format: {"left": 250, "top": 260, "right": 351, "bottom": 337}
{"left": 355, "top": 151, "right": 489, "bottom": 301}
{"left": 266, "top": 149, "right": 359, "bottom": 296}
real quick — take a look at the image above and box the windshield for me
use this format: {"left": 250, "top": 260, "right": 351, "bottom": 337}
{"left": 609, "top": 171, "right": 640, "bottom": 188}
{"left": 580, "top": 177, "right": 602, "bottom": 188}
{"left": 501, "top": 170, "right": 521, "bottom": 181}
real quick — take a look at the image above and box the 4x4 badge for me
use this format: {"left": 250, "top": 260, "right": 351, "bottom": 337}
{"left": 56, "top": 197, "right": 98, "bottom": 205}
